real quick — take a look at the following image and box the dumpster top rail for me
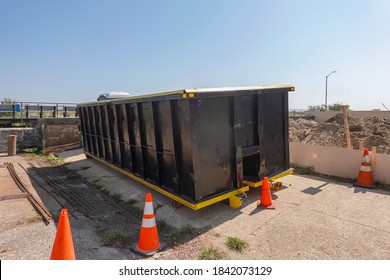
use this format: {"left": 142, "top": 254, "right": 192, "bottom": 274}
{"left": 78, "top": 85, "right": 295, "bottom": 106}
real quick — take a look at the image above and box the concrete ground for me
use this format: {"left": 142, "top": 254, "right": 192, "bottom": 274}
{"left": 1, "top": 149, "right": 390, "bottom": 259}
{"left": 0, "top": 154, "right": 57, "bottom": 259}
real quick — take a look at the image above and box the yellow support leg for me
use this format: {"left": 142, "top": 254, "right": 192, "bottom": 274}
{"left": 229, "top": 192, "right": 247, "bottom": 208}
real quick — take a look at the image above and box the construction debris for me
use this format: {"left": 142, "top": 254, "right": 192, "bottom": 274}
{"left": 289, "top": 113, "right": 390, "bottom": 154}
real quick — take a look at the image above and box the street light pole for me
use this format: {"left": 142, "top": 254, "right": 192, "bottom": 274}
{"left": 325, "top": 70, "right": 337, "bottom": 110}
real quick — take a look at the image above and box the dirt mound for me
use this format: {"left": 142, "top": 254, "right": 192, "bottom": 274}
{"left": 289, "top": 113, "right": 390, "bottom": 154}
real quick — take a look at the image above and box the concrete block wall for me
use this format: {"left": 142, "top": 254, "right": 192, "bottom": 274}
{"left": 42, "top": 124, "right": 80, "bottom": 147}
{"left": 38, "top": 118, "right": 80, "bottom": 148}
{"left": 0, "top": 127, "right": 40, "bottom": 152}
{"left": 290, "top": 142, "right": 390, "bottom": 184}
{"left": 0, "top": 118, "right": 80, "bottom": 152}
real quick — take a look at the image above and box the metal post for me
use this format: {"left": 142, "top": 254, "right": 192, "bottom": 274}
{"left": 20, "top": 102, "right": 23, "bottom": 121}
{"left": 8, "top": 135, "right": 17, "bottom": 156}
{"left": 325, "top": 75, "right": 328, "bottom": 110}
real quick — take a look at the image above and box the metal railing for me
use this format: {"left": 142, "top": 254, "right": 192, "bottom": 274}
{"left": 0, "top": 101, "right": 78, "bottom": 120}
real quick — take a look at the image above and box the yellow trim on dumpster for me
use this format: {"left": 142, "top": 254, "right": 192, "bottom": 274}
{"left": 86, "top": 152, "right": 250, "bottom": 210}
{"left": 182, "top": 93, "right": 187, "bottom": 98}
{"left": 244, "top": 168, "right": 294, "bottom": 188}
{"left": 188, "top": 93, "right": 195, "bottom": 98}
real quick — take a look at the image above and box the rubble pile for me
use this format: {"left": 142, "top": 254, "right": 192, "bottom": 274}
{"left": 289, "top": 113, "right": 390, "bottom": 154}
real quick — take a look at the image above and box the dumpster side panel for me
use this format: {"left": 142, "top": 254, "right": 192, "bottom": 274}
{"left": 116, "top": 104, "right": 132, "bottom": 171}
{"left": 87, "top": 106, "right": 94, "bottom": 154}
{"left": 108, "top": 104, "right": 121, "bottom": 166}
{"left": 153, "top": 100, "right": 179, "bottom": 193}
{"left": 78, "top": 107, "right": 88, "bottom": 153}
{"left": 139, "top": 102, "right": 159, "bottom": 184}
{"left": 124, "top": 104, "right": 137, "bottom": 173}
{"left": 234, "top": 94, "right": 257, "bottom": 148}
{"left": 171, "top": 100, "right": 195, "bottom": 200}
{"left": 94, "top": 106, "right": 104, "bottom": 159}
{"left": 82, "top": 107, "right": 92, "bottom": 154}
{"left": 128, "top": 103, "right": 145, "bottom": 177}
{"left": 258, "top": 91, "right": 289, "bottom": 177}
{"left": 283, "top": 92, "right": 290, "bottom": 168}
{"left": 234, "top": 94, "right": 260, "bottom": 181}
{"left": 88, "top": 106, "right": 98, "bottom": 156}
{"left": 101, "top": 105, "right": 113, "bottom": 162}
{"left": 191, "top": 97, "right": 235, "bottom": 201}
{"left": 96, "top": 106, "right": 108, "bottom": 160}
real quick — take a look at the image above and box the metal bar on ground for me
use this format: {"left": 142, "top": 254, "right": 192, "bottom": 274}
{"left": 5, "top": 163, "right": 53, "bottom": 224}
{"left": 18, "top": 163, "right": 77, "bottom": 220}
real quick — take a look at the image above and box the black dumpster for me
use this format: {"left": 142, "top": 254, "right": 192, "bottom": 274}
{"left": 77, "top": 85, "right": 295, "bottom": 209}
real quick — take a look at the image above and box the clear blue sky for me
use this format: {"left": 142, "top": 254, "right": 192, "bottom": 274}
{"left": 1, "top": 0, "right": 389, "bottom": 110}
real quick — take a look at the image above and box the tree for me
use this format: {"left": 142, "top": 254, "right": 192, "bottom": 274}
{"left": 307, "top": 103, "right": 350, "bottom": 111}
{"left": 2, "top": 97, "right": 16, "bottom": 104}
{"left": 307, "top": 104, "right": 326, "bottom": 111}
{"left": 328, "top": 103, "right": 350, "bottom": 111}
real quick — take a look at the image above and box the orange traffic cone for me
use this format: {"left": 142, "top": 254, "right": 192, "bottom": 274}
{"left": 50, "top": 209, "right": 76, "bottom": 260}
{"left": 131, "top": 193, "right": 164, "bottom": 256}
{"left": 354, "top": 148, "right": 375, "bottom": 189}
{"left": 257, "top": 177, "right": 275, "bottom": 209}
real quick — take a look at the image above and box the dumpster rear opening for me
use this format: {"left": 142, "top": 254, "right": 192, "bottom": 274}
{"left": 78, "top": 85, "right": 295, "bottom": 210}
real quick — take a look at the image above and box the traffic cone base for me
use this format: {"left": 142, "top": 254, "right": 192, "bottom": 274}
{"left": 257, "top": 201, "right": 276, "bottom": 209}
{"left": 257, "top": 177, "right": 276, "bottom": 210}
{"left": 130, "top": 242, "right": 166, "bottom": 257}
{"left": 354, "top": 182, "right": 375, "bottom": 189}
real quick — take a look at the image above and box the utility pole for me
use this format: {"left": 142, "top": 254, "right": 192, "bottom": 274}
{"left": 325, "top": 71, "right": 337, "bottom": 110}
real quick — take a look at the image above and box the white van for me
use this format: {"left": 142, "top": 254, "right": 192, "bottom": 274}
{"left": 97, "top": 91, "right": 131, "bottom": 101}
